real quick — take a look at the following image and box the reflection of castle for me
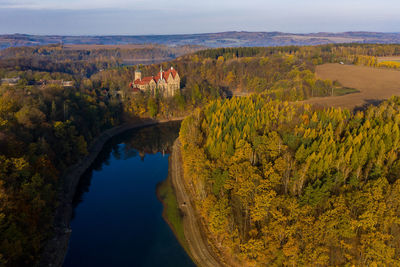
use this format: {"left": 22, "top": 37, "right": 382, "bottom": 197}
{"left": 131, "top": 67, "right": 180, "bottom": 97}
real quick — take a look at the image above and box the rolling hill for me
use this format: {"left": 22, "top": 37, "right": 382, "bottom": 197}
{"left": 1, "top": 31, "right": 400, "bottom": 50}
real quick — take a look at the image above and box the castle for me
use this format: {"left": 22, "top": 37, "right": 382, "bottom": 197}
{"left": 131, "top": 67, "right": 180, "bottom": 97}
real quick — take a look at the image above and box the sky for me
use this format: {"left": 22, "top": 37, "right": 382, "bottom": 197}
{"left": 0, "top": 0, "right": 399, "bottom": 35}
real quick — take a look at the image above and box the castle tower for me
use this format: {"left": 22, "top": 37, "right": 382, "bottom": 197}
{"left": 134, "top": 67, "right": 141, "bottom": 81}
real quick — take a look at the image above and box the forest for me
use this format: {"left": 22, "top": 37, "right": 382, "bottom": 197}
{"left": 179, "top": 95, "right": 400, "bottom": 266}
{"left": 124, "top": 45, "right": 400, "bottom": 125}
{"left": 119, "top": 43, "right": 400, "bottom": 119}
{"left": 0, "top": 44, "right": 201, "bottom": 77}
{"left": 1, "top": 43, "right": 400, "bottom": 265}
{"left": 0, "top": 75, "right": 122, "bottom": 265}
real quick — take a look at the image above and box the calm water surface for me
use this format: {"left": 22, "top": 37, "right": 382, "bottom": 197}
{"left": 64, "top": 122, "right": 194, "bottom": 267}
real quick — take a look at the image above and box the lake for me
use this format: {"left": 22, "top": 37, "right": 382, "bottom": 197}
{"left": 63, "top": 121, "right": 194, "bottom": 267}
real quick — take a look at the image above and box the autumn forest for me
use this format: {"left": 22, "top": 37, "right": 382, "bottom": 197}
{"left": 1, "top": 43, "right": 400, "bottom": 266}
{"left": 180, "top": 96, "right": 400, "bottom": 266}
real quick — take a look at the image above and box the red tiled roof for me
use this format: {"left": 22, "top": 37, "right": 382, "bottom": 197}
{"left": 133, "top": 68, "right": 178, "bottom": 86}
{"left": 134, "top": 76, "right": 155, "bottom": 85}
{"left": 164, "top": 68, "right": 178, "bottom": 79}
{"left": 153, "top": 73, "right": 161, "bottom": 81}
{"left": 154, "top": 69, "right": 178, "bottom": 82}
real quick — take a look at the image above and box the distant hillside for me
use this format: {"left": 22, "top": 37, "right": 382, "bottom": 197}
{"left": 1, "top": 31, "right": 400, "bottom": 50}
{"left": 0, "top": 43, "right": 203, "bottom": 68}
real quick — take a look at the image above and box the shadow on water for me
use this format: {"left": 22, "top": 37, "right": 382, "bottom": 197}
{"left": 64, "top": 120, "right": 194, "bottom": 267}
{"left": 71, "top": 120, "right": 182, "bottom": 219}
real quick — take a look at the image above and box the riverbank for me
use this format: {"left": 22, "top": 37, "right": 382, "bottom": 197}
{"left": 156, "top": 175, "right": 189, "bottom": 253}
{"left": 169, "top": 138, "right": 225, "bottom": 267}
{"left": 39, "top": 117, "right": 186, "bottom": 267}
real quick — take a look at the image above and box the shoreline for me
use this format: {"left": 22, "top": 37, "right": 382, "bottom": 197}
{"left": 39, "top": 117, "right": 185, "bottom": 267}
{"left": 169, "top": 138, "right": 225, "bottom": 267}
{"left": 155, "top": 176, "right": 191, "bottom": 256}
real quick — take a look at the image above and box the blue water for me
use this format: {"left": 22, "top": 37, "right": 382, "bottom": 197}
{"left": 63, "top": 122, "right": 194, "bottom": 267}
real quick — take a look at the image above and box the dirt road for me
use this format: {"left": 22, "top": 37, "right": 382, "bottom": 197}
{"left": 302, "top": 63, "right": 400, "bottom": 109}
{"left": 170, "top": 139, "right": 224, "bottom": 267}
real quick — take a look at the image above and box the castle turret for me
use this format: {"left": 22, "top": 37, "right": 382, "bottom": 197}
{"left": 134, "top": 67, "right": 141, "bottom": 81}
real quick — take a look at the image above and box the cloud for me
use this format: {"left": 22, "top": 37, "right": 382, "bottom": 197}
{"left": 0, "top": 0, "right": 148, "bottom": 10}
{"left": 0, "top": 0, "right": 399, "bottom": 34}
{"left": 0, "top": 0, "right": 35, "bottom": 7}
{"left": 0, "top": 0, "right": 399, "bottom": 17}
{"left": 0, "top": 7, "right": 399, "bottom": 35}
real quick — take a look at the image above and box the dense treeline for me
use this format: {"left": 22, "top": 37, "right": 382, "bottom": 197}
{"left": 169, "top": 53, "right": 333, "bottom": 100}
{"left": 194, "top": 44, "right": 400, "bottom": 73}
{"left": 5, "top": 43, "right": 396, "bottom": 120}
{"left": 0, "top": 69, "right": 75, "bottom": 86}
{"left": 1, "top": 43, "right": 400, "bottom": 265}
{"left": 195, "top": 46, "right": 302, "bottom": 59}
{"left": 0, "top": 43, "right": 198, "bottom": 266}
{"left": 180, "top": 95, "right": 400, "bottom": 266}
{"left": 0, "top": 80, "right": 122, "bottom": 265}
{"left": 196, "top": 44, "right": 400, "bottom": 61}
{"left": 378, "top": 61, "right": 400, "bottom": 69}
{"left": 102, "top": 47, "right": 339, "bottom": 118}
{"left": 0, "top": 44, "right": 202, "bottom": 77}
{"left": 0, "top": 54, "right": 117, "bottom": 78}
{"left": 0, "top": 44, "right": 201, "bottom": 62}
{"left": 116, "top": 44, "right": 400, "bottom": 119}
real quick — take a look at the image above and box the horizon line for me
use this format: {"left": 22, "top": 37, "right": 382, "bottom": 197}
{"left": 1, "top": 30, "right": 400, "bottom": 37}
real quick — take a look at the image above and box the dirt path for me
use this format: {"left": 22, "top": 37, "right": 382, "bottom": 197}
{"left": 302, "top": 64, "right": 400, "bottom": 109}
{"left": 170, "top": 139, "right": 225, "bottom": 267}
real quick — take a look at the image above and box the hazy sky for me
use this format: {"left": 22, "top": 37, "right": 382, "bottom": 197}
{"left": 0, "top": 0, "right": 399, "bottom": 35}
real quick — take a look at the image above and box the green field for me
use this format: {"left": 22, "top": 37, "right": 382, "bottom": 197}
{"left": 333, "top": 87, "right": 360, "bottom": 96}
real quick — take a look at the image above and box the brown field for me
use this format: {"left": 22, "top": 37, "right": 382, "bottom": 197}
{"left": 302, "top": 63, "right": 400, "bottom": 109}
{"left": 378, "top": 56, "right": 400, "bottom": 62}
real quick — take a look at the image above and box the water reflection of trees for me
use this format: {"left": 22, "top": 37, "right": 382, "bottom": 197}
{"left": 118, "top": 120, "right": 181, "bottom": 161}
{"left": 71, "top": 121, "right": 181, "bottom": 217}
